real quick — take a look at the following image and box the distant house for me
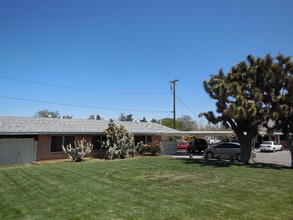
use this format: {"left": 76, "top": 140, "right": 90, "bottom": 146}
{"left": 0, "top": 116, "right": 182, "bottom": 165}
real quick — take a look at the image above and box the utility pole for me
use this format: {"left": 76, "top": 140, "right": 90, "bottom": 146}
{"left": 169, "top": 79, "right": 179, "bottom": 129}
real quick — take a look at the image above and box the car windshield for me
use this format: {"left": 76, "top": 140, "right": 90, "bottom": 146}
{"left": 262, "top": 141, "right": 272, "bottom": 144}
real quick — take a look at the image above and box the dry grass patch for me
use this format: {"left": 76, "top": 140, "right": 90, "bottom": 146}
{"left": 136, "top": 171, "right": 217, "bottom": 184}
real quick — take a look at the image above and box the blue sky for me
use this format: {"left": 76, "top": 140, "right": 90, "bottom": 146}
{"left": 1, "top": 0, "right": 293, "bottom": 124}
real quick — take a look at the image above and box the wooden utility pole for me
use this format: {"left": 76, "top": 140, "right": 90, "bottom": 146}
{"left": 169, "top": 79, "right": 179, "bottom": 129}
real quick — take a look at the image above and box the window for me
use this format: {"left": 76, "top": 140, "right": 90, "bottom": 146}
{"left": 134, "top": 135, "right": 152, "bottom": 145}
{"left": 215, "top": 144, "right": 223, "bottom": 149}
{"left": 229, "top": 144, "right": 240, "bottom": 148}
{"left": 280, "top": 135, "right": 286, "bottom": 141}
{"left": 50, "top": 136, "right": 76, "bottom": 152}
{"left": 64, "top": 136, "right": 75, "bottom": 147}
{"left": 91, "top": 135, "right": 107, "bottom": 150}
{"left": 51, "top": 136, "right": 63, "bottom": 152}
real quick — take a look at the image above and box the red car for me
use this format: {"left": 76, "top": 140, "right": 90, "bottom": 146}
{"left": 176, "top": 141, "right": 189, "bottom": 150}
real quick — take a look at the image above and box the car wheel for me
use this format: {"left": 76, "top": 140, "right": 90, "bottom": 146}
{"left": 281, "top": 147, "right": 283, "bottom": 151}
{"left": 206, "top": 152, "right": 213, "bottom": 159}
{"left": 236, "top": 153, "right": 241, "bottom": 162}
{"left": 273, "top": 148, "right": 276, "bottom": 152}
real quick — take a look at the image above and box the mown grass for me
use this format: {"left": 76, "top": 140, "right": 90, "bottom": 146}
{"left": 0, "top": 156, "right": 292, "bottom": 220}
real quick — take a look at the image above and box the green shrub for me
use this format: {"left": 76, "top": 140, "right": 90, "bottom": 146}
{"left": 62, "top": 139, "right": 93, "bottom": 162}
{"left": 136, "top": 141, "right": 163, "bottom": 156}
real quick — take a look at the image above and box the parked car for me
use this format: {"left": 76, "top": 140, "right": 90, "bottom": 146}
{"left": 208, "top": 138, "right": 221, "bottom": 144}
{"left": 203, "top": 142, "right": 241, "bottom": 161}
{"left": 176, "top": 141, "right": 189, "bottom": 150}
{"left": 259, "top": 141, "right": 283, "bottom": 152}
{"left": 187, "top": 139, "right": 208, "bottom": 153}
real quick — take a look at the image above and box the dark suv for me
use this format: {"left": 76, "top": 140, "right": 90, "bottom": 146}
{"left": 187, "top": 139, "right": 208, "bottom": 153}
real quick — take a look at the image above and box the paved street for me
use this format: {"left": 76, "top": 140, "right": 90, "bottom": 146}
{"left": 254, "top": 150, "right": 291, "bottom": 167}
{"left": 174, "top": 150, "right": 292, "bottom": 167}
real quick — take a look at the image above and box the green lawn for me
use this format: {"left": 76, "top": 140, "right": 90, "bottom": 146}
{"left": 0, "top": 156, "right": 292, "bottom": 220}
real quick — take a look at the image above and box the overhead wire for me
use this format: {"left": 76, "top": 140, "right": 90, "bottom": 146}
{"left": 0, "top": 95, "right": 172, "bottom": 113}
{"left": 175, "top": 94, "right": 199, "bottom": 118}
{"left": 0, "top": 74, "right": 174, "bottom": 115}
{"left": 0, "top": 75, "right": 169, "bottom": 95}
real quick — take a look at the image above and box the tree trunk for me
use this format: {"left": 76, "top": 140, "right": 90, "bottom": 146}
{"left": 283, "top": 131, "right": 292, "bottom": 169}
{"left": 288, "top": 139, "right": 293, "bottom": 168}
{"left": 239, "top": 137, "right": 253, "bottom": 164}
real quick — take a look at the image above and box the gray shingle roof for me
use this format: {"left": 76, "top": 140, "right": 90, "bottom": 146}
{"left": 0, "top": 116, "right": 183, "bottom": 135}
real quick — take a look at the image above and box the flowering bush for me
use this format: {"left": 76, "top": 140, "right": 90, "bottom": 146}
{"left": 136, "top": 141, "right": 163, "bottom": 156}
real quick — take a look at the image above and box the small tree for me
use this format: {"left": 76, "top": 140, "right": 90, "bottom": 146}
{"left": 161, "top": 118, "right": 182, "bottom": 129}
{"left": 151, "top": 118, "right": 159, "bottom": 123}
{"left": 177, "top": 115, "right": 197, "bottom": 131}
{"left": 35, "top": 109, "right": 61, "bottom": 118}
{"left": 102, "top": 121, "right": 135, "bottom": 160}
{"left": 118, "top": 113, "right": 134, "bottom": 122}
{"left": 140, "top": 117, "right": 147, "bottom": 122}
{"left": 62, "top": 139, "right": 93, "bottom": 162}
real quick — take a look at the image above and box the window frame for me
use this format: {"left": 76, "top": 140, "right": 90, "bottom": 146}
{"left": 91, "top": 135, "right": 107, "bottom": 150}
{"left": 50, "top": 135, "right": 76, "bottom": 152}
{"left": 134, "top": 135, "right": 152, "bottom": 145}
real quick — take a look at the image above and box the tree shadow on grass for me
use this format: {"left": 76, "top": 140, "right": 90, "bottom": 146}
{"left": 176, "top": 158, "right": 292, "bottom": 170}
{"left": 248, "top": 162, "right": 292, "bottom": 170}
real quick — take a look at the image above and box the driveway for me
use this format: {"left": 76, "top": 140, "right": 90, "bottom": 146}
{"left": 254, "top": 150, "right": 291, "bottom": 167}
{"left": 173, "top": 150, "right": 292, "bottom": 167}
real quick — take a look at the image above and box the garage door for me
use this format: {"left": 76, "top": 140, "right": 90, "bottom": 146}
{"left": 0, "top": 138, "right": 37, "bottom": 165}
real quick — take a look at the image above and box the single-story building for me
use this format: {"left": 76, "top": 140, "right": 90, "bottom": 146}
{"left": 0, "top": 116, "right": 183, "bottom": 165}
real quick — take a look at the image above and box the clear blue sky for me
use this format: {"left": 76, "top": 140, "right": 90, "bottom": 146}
{"left": 1, "top": 0, "right": 293, "bottom": 125}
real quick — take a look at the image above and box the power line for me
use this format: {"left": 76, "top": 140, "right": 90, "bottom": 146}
{"left": 0, "top": 95, "right": 172, "bottom": 113}
{"left": 176, "top": 95, "right": 199, "bottom": 118}
{"left": 0, "top": 75, "right": 170, "bottom": 95}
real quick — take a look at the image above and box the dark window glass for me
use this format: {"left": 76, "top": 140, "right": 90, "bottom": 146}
{"left": 280, "top": 135, "right": 286, "bottom": 141}
{"left": 230, "top": 144, "right": 240, "bottom": 148}
{"left": 101, "top": 135, "right": 107, "bottom": 142}
{"left": 64, "top": 136, "right": 75, "bottom": 148}
{"left": 134, "top": 136, "right": 146, "bottom": 145}
{"left": 146, "top": 136, "right": 152, "bottom": 143}
{"left": 51, "top": 136, "right": 63, "bottom": 152}
{"left": 219, "top": 144, "right": 227, "bottom": 148}
{"left": 134, "top": 135, "right": 153, "bottom": 145}
{"left": 92, "top": 136, "right": 101, "bottom": 150}
{"left": 215, "top": 144, "right": 222, "bottom": 149}
{"left": 92, "top": 135, "right": 107, "bottom": 150}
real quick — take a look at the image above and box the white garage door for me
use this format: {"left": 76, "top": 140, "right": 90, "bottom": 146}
{"left": 161, "top": 140, "right": 177, "bottom": 155}
{"left": 0, "top": 138, "right": 37, "bottom": 165}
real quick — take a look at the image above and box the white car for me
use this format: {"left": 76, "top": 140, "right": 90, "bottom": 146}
{"left": 259, "top": 141, "right": 283, "bottom": 152}
{"left": 208, "top": 138, "right": 221, "bottom": 144}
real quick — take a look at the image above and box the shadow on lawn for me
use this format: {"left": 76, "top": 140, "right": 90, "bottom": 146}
{"left": 176, "top": 158, "right": 292, "bottom": 170}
